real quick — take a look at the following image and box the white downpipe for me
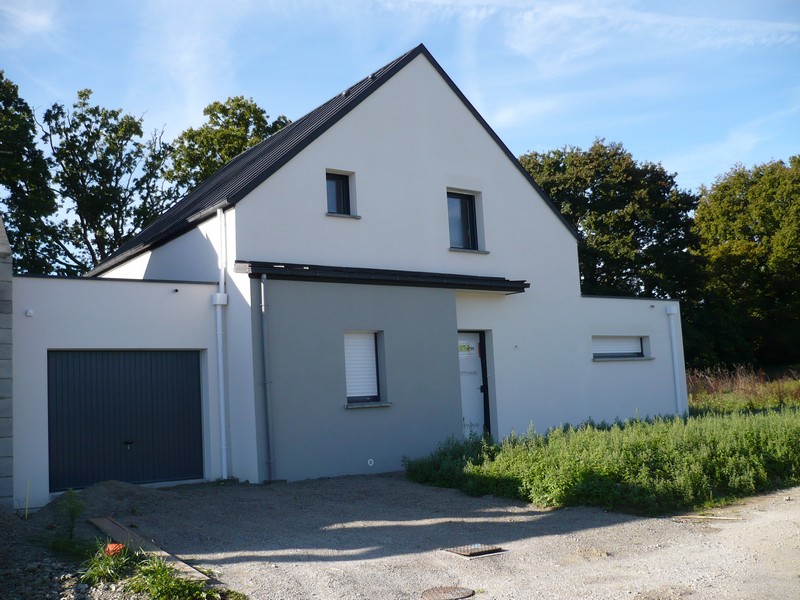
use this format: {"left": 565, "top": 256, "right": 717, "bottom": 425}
{"left": 665, "top": 305, "right": 685, "bottom": 415}
{"left": 214, "top": 208, "right": 229, "bottom": 479}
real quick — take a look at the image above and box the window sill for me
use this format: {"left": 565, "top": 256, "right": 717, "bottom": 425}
{"left": 592, "top": 356, "right": 655, "bottom": 362}
{"left": 449, "top": 247, "right": 489, "bottom": 255}
{"left": 326, "top": 212, "right": 361, "bottom": 219}
{"left": 345, "top": 401, "right": 392, "bottom": 409}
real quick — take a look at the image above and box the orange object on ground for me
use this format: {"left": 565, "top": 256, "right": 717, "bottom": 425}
{"left": 104, "top": 542, "right": 125, "bottom": 556}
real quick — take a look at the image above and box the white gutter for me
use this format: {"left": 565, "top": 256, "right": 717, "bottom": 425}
{"left": 665, "top": 305, "right": 685, "bottom": 415}
{"left": 213, "top": 208, "right": 230, "bottom": 479}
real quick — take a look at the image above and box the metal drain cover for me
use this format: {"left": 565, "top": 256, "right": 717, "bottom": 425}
{"left": 421, "top": 586, "right": 475, "bottom": 600}
{"left": 443, "top": 543, "right": 505, "bottom": 558}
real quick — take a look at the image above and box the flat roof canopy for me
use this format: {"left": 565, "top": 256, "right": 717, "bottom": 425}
{"left": 235, "top": 260, "right": 529, "bottom": 294}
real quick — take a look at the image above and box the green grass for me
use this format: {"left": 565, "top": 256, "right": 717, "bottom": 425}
{"left": 80, "top": 540, "right": 142, "bottom": 586}
{"left": 126, "top": 556, "right": 223, "bottom": 600}
{"left": 405, "top": 370, "right": 800, "bottom": 515}
{"left": 79, "top": 539, "right": 245, "bottom": 599}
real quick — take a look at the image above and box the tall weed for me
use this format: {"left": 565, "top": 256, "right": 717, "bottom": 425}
{"left": 688, "top": 366, "right": 800, "bottom": 414}
{"left": 405, "top": 409, "right": 800, "bottom": 515}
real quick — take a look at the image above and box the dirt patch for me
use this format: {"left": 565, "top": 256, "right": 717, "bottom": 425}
{"left": 4, "top": 474, "right": 799, "bottom": 599}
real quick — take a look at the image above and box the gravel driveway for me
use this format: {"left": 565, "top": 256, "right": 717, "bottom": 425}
{"left": 14, "top": 473, "right": 800, "bottom": 599}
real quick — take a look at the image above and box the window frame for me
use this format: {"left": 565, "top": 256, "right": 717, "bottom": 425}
{"left": 447, "top": 190, "right": 479, "bottom": 251}
{"left": 591, "top": 335, "right": 652, "bottom": 361}
{"left": 326, "top": 172, "right": 352, "bottom": 216}
{"left": 344, "top": 331, "right": 384, "bottom": 405}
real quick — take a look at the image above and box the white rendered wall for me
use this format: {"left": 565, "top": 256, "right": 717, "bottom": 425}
{"left": 12, "top": 276, "right": 221, "bottom": 509}
{"left": 233, "top": 55, "right": 579, "bottom": 288}
{"left": 102, "top": 218, "right": 223, "bottom": 282}
{"left": 456, "top": 291, "right": 687, "bottom": 439}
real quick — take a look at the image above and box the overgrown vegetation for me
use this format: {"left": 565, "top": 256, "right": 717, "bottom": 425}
{"left": 405, "top": 371, "right": 800, "bottom": 516}
{"left": 80, "top": 539, "right": 245, "bottom": 599}
{"left": 688, "top": 366, "right": 800, "bottom": 415}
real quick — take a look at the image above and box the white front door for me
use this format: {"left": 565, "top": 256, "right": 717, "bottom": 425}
{"left": 458, "top": 332, "right": 484, "bottom": 438}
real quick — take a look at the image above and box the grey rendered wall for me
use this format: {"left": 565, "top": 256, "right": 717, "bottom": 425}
{"left": 262, "top": 279, "right": 462, "bottom": 481}
{"left": 0, "top": 220, "right": 11, "bottom": 508}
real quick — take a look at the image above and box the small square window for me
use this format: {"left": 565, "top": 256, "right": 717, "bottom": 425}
{"left": 327, "top": 173, "right": 351, "bottom": 215}
{"left": 448, "top": 191, "right": 478, "bottom": 250}
{"left": 344, "top": 332, "right": 381, "bottom": 403}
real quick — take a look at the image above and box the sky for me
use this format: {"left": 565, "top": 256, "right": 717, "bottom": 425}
{"left": 2, "top": 0, "right": 799, "bottom": 192}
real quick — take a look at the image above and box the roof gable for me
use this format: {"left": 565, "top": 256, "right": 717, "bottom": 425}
{"left": 91, "top": 43, "right": 576, "bottom": 276}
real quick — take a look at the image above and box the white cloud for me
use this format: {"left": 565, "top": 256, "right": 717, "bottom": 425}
{"left": 0, "top": 0, "right": 59, "bottom": 48}
{"left": 128, "top": 0, "right": 261, "bottom": 132}
{"left": 504, "top": 0, "right": 800, "bottom": 75}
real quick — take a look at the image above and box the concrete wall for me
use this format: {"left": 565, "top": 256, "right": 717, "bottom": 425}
{"left": 263, "top": 279, "right": 462, "bottom": 480}
{"left": 12, "top": 276, "right": 221, "bottom": 509}
{"left": 0, "top": 221, "right": 11, "bottom": 508}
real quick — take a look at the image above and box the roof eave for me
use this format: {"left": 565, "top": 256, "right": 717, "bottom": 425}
{"left": 235, "top": 260, "right": 530, "bottom": 294}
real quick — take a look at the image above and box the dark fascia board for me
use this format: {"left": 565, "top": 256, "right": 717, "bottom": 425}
{"left": 235, "top": 260, "right": 530, "bottom": 294}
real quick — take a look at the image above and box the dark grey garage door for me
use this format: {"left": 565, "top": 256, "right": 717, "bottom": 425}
{"left": 48, "top": 350, "right": 203, "bottom": 491}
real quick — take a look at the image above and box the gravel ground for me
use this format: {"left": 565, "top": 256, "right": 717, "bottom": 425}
{"left": 2, "top": 474, "right": 799, "bottom": 599}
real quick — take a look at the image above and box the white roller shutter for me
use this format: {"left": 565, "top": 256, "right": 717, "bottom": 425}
{"left": 345, "top": 332, "right": 379, "bottom": 402}
{"left": 592, "top": 336, "right": 644, "bottom": 358}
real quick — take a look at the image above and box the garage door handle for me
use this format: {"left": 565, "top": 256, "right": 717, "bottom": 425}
{"left": 123, "top": 440, "right": 134, "bottom": 450}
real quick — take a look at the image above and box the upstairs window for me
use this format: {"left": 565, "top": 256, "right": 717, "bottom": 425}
{"left": 327, "top": 172, "right": 351, "bottom": 215}
{"left": 448, "top": 191, "right": 478, "bottom": 250}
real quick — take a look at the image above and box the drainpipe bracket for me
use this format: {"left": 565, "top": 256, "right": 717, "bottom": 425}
{"left": 212, "top": 293, "right": 229, "bottom": 306}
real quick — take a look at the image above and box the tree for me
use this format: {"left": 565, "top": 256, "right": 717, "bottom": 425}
{"left": 693, "top": 157, "right": 800, "bottom": 366}
{"left": 0, "top": 71, "right": 57, "bottom": 273}
{"left": 167, "top": 96, "right": 289, "bottom": 191}
{"left": 37, "top": 90, "right": 178, "bottom": 274}
{"left": 519, "top": 139, "right": 699, "bottom": 299}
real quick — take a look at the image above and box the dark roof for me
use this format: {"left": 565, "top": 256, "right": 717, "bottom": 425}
{"left": 90, "top": 43, "right": 577, "bottom": 276}
{"left": 235, "top": 261, "right": 530, "bottom": 294}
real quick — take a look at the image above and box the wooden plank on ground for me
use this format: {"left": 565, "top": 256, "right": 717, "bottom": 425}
{"left": 89, "top": 517, "right": 210, "bottom": 582}
{"left": 672, "top": 515, "right": 743, "bottom": 522}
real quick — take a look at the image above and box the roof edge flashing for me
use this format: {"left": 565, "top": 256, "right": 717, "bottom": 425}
{"left": 235, "top": 260, "right": 529, "bottom": 294}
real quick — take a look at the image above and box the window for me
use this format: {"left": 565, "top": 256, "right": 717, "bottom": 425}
{"left": 326, "top": 172, "right": 351, "bottom": 215}
{"left": 344, "top": 332, "right": 381, "bottom": 403}
{"left": 447, "top": 191, "right": 478, "bottom": 250}
{"left": 592, "top": 336, "right": 650, "bottom": 360}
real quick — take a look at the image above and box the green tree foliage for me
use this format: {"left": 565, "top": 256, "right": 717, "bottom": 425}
{"left": 167, "top": 96, "right": 289, "bottom": 191}
{"left": 39, "top": 90, "right": 178, "bottom": 274}
{"left": 0, "top": 71, "right": 58, "bottom": 273}
{"left": 519, "top": 139, "right": 699, "bottom": 299}
{"left": 693, "top": 157, "right": 800, "bottom": 366}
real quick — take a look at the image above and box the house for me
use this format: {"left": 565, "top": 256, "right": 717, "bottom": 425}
{"left": 10, "top": 44, "right": 687, "bottom": 510}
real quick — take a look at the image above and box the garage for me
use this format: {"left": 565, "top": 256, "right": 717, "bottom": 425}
{"left": 48, "top": 350, "right": 204, "bottom": 491}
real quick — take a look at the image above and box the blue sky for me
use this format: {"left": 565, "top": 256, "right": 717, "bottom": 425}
{"left": 2, "top": 0, "right": 799, "bottom": 192}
